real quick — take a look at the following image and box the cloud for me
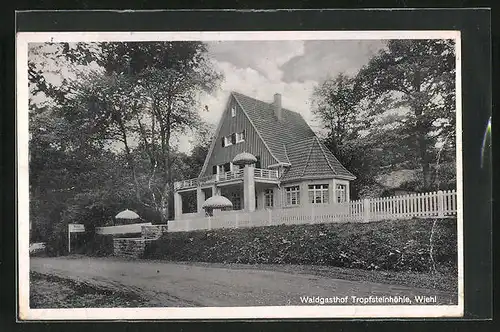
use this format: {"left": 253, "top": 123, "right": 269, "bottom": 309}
{"left": 280, "top": 40, "right": 387, "bottom": 83}
{"left": 29, "top": 41, "right": 385, "bottom": 154}
{"left": 207, "top": 40, "right": 305, "bottom": 82}
{"left": 177, "top": 40, "right": 385, "bottom": 153}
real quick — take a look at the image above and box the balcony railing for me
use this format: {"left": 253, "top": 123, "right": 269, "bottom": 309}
{"left": 219, "top": 169, "right": 244, "bottom": 181}
{"left": 174, "top": 168, "right": 280, "bottom": 190}
{"left": 173, "top": 178, "right": 198, "bottom": 190}
{"left": 254, "top": 168, "right": 279, "bottom": 180}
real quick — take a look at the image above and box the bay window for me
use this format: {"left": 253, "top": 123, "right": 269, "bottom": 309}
{"left": 308, "top": 184, "right": 329, "bottom": 204}
{"left": 336, "top": 184, "right": 347, "bottom": 203}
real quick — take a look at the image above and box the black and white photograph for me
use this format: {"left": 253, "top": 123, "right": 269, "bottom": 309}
{"left": 17, "top": 29, "right": 463, "bottom": 319}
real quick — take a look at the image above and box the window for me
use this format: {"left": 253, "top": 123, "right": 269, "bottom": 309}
{"left": 236, "top": 130, "right": 246, "bottom": 143}
{"left": 308, "top": 184, "right": 329, "bottom": 204}
{"left": 255, "top": 156, "right": 261, "bottom": 169}
{"left": 216, "top": 163, "right": 230, "bottom": 175}
{"left": 264, "top": 189, "right": 274, "bottom": 208}
{"left": 223, "top": 131, "right": 246, "bottom": 147}
{"left": 231, "top": 192, "right": 242, "bottom": 210}
{"left": 285, "top": 186, "right": 300, "bottom": 206}
{"left": 231, "top": 106, "right": 236, "bottom": 117}
{"left": 223, "top": 135, "right": 233, "bottom": 147}
{"left": 336, "top": 184, "right": 347, "bottom": 203}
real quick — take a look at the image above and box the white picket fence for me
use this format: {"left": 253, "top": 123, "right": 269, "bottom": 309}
{"left": 167, "top": 190, "right": 457, "bottom": 233}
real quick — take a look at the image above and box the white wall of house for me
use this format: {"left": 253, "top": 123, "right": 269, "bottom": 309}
{"left": 275, "top": 178, "right": 351, "bottom": 209}
{"left": 175, "top": 177, "right": 351, "bottom": 219}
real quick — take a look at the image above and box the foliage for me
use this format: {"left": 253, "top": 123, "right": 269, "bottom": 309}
{"left": 312, "top": 40, "right": 456, "bottom": 196}
{"left": 356, "top": 39, "right": 456, "bottom": 190}
{"left": 144, "top": 218, "right": 457, "bottom": 273}
{"left": 28, "top": 42, "right": 218, "bottom": 249}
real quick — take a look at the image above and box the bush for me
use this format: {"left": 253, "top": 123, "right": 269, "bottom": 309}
{"left": 75, "top": 233, "right": 114, "bottom": 257}
{"left": 144, "top": 218, "right": 457, "bottom": 273}
{"left": 44, "top": 221, "right": 114, "bottom": 257}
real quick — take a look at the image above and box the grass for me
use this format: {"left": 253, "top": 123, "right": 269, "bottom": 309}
{"left": 29, "top": 272, "right": 146, "bottom": 308}
{"left": 145, "top": 218, "right": 457, "bottom": 273}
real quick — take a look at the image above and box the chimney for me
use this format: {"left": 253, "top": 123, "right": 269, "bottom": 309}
{"left": 273, "top": 93, "right": 282, "bottom": 121}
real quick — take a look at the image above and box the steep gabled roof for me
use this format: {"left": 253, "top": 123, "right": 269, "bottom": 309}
{"left": 280, "top": 136, "right": 356, "bottom": 182}
{"left": 201, "top": 91, "right": 355, "bottom": 181}
{"left": 232, "top": 92, "right": 315, "bottom": 163}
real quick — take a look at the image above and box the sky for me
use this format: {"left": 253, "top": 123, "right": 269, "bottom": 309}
{"left": 179, "top": 39, "right": 386, "bottom": 152}
{"left": 29, "top": 39, "right": 387, "bottom": 153}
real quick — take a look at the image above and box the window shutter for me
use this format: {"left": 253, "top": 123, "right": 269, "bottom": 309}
{"left": 221, "top": 137, "right": 225, "bottom": 147}
{"left": 241, "top": 130, "right": 246, "bottom": 140}
{"left": 212, "top": 165, "right": 217, "bottom": 174}
{"left": 231, "top": 133, "right": 236, "bottom": 144}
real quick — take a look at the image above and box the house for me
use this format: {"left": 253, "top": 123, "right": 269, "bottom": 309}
{"left": 173, "top": 92, "right": 356, "bottom": 219}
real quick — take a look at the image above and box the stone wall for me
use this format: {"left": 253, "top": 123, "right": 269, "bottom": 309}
{"left": 112, "top": 225, "right": 168, "bottom": 257}
{"left": 141, "top": 225, "right": 168, "bottom": 240}
{"left": 113, "top": 238, "right": 154, "bottom": 258}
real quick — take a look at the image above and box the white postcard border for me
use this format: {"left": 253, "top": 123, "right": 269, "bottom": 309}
{"left": 17, "top": 30, "right": 463, "bottom": 320}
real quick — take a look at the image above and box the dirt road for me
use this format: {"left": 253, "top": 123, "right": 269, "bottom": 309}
{"left": 30, "top": 256, "right": 456, "bottom": 307}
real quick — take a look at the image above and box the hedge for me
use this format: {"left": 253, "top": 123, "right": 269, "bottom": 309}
{"left": 143, "top": 218, "right": 457, "bottom": 273}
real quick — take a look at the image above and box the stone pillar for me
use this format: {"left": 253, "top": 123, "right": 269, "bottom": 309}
{"left": 363, "top": 198, "right": 371, "bottom": 222}
{"left": 243, "top": 165, "right": 256, "bottom": 212}
{"left": 197, "top": 187, "right": 205, "bottom": 214}
{"left": 174, "top": 192, "right": 182, "bottom": 220}
{"left": 437, "top": 190, "right": 444, "bottom": 217}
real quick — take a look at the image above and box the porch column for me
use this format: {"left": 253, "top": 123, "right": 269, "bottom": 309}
{"left": 331, "top": 179, "right": 336, "bottom": 204}
{"left": 196, "top": 187, "right": 205, "bottom": 214}
{"left": 174, "top": 192, "right": 182, "bottom": 220}
{"left": 243, "top": 165, "right": 256, "bottom": 212}
{"left": 211, "top": 184, "right": 220, "bottom": 196}
{"left": 346, "top": 181, "right": 351, "bottom": 202}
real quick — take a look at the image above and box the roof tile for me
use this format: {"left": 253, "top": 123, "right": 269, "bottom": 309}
{"left": 231, "top": 92, "right": 355, "bottom": 182}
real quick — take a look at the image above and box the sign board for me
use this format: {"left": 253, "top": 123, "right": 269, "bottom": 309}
{"left": 68, "top": 224, "right": 85, "bottom": 233}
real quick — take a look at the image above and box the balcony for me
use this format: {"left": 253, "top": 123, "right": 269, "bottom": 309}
{"left": 174, "top": 168, "right": 279, "bottom": 191}
{"left": 254, "top": 168, "right": 279, "bottom": 181}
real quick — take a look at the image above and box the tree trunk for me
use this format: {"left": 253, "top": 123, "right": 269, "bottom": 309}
{"left": 412, "top": 69, "right": 432, "bottom": 191}
{"left": 418, "top": 131, "right": 431, "bottom": 190}
{"left": 118, "top": 117, "right": 143, "bottom": 204}
{"left": 159, "top": 184, "right": 170, "bottom": 223}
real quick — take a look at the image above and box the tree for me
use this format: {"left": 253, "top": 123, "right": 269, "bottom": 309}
{"left": 69, "top": 42, "right": 222, "bottom": 222}
{"left": 28, "top": 43, "right": 103, "bottom": 108}
{"left": 356, "top": 39, "right": 456, "bottom": 190}
{"left": 311, "top": 73, "right": 362, "bottom": 157}
{"left": 311, "top": 73, "right": 377, "bottom": 199}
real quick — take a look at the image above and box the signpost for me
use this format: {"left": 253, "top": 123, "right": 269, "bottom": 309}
{"left": 68, "top": 224, "right": 85, "bottom": 253}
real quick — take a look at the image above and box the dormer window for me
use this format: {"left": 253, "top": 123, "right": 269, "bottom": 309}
{"left": 231, "top": 106, "right": 236, "bottom": 117}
